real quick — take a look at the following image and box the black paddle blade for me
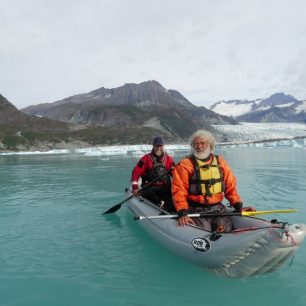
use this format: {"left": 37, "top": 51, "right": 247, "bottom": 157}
{"left": 102, "top": 194, "right": 134, "bottom": 215}
{"left": 103, "top": 204, "right": 121, "bottom": 214}
{"left": 103, "top": 170, "right": 172, "bottom": 215}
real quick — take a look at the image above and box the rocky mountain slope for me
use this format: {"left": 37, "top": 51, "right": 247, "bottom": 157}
{"left": 210, "top": 93, "right": 306, "bottom": 123}
{"left": 0, "top": 94, "right": 69, "bottom": 130}
{"left": 0, "top": 94, "right": 181, "bottom": 151}
{"left": 22, "top": 80, "right": 237, "bottom": 140}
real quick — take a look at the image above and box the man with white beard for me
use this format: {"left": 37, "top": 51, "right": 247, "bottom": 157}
{"left": 171, "top": 130, "right": 243, "bottom": 232}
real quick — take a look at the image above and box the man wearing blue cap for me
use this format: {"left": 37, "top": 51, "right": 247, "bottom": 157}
{"left": 131, "top": 136, "right": 175, "bottom": 210}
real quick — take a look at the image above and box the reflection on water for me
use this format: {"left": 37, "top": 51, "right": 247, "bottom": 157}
{"left": 103, "top": 213, "right": 124, "bottom": 229}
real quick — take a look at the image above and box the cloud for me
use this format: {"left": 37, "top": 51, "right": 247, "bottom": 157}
{"left": 1, "top": 0, "right": 306, "bottom": 109}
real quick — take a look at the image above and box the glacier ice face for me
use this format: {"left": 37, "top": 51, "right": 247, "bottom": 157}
{"left": 213, "top": 122, "right": 306, "bottom": 143}
{"left": 1, "top": 123, "right": 305, "bottom": 156}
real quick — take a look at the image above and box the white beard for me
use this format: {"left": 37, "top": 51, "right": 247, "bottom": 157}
{"left": 154, "top": 149, "right": 163, "bottom": 156}
{"left": 192, "top": 147, "right": 211, "bottom": 160}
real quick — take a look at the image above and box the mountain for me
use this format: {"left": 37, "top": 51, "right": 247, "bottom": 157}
{"left": 22, "top": 80, "right": 237, "bottom": 140}
{"left": 210, "top": 93, "right": 306, "bottom": 123}
{"left": 0, "top": 94, "right": 181, "bottom": 151}
{"left": 0, "top": 94, "right": 69, "bottom": 130}
{"left": 0, "top": 94, "right": 82, "bottom": 151}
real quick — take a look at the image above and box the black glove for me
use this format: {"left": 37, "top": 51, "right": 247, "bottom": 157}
{"left": 233, "top": 202, "right": 243, "bottom": 212}
{"left": 177, "top": 209, "right": 188, "bottom": 217}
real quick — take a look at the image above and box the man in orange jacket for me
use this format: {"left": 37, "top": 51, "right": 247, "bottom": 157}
{"left": 172, "top": 130, "right": 243, "bottom": 232}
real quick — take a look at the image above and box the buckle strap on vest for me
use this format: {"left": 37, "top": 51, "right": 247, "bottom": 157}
{"left": 190, "top": 178, "right": 223, "bottom": 185}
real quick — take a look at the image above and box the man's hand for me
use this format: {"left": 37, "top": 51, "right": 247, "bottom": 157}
{"left": 242, "top": 206, "right": 256, "bottom": 212}
{"left": 132, "top": 183, "right": 139, "bottom": 196}
{"left": 177, "top": 209, "right": 196, "bottom": 226}
{"left": 132, "top": 189, "right": 139, "bottom": 196}
{"left": 177, "top": 216, "right": 196, "bottom": 226}
{"left": 233, "top": 202, "right": 243, "bottom": 212}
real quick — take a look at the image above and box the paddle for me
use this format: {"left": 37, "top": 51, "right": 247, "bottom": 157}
{"left": 102, "top": 168, "right": 173, "bottom": 215}
{"left": 134, "top": 209, "right": 298, "bottom": 220}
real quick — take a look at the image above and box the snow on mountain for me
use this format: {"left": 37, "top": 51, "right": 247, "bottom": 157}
{"left": 295, "top": 100, "right": 306, "bottom": 114}
{"left": 210, "top": 93, "right": 306, "bottom": 123}
{"left": 255, "top": 106, "right": 270, "bottom": 112}
{"left": 273, "top": 102, "right": 296, "bottom": 108}
{"left": 210, "top": 101, "right": 253, "bottom": 117}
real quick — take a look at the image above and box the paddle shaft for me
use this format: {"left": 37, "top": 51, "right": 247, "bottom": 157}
{"left": 134, "top": 209, "right": 298, "bottom": 220}
{"left": 102, "top": 167, "right": 174, "bottom": 214}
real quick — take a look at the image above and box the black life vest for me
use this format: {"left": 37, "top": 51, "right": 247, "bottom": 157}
{"left": 144, "top": 154, "right": 170, "bottom": 185}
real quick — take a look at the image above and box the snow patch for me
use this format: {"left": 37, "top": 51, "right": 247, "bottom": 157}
{"left": 255, "top": 106, "right": 270, "bottom": 112}
{"left": 254, "top": 99, "right": 263, "bottom": 105}
{"left": 277, "top": 102, "right": 295, "bottom": 108}
{"left": 212, "top": 102, "right": 252, "bottom": 117}
{"left": 143, "top": 117, "right": 166, "bottom": 131}
{"left": 295, "top": 100, "right": 306, "bottom": 113}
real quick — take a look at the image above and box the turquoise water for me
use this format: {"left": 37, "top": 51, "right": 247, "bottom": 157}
{"left": 1, "top": 147, "right": 306, "bottom": 306}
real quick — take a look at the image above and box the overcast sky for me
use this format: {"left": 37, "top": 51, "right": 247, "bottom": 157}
{"left": 1, "top": 0, "right": 306, "bottom": 109}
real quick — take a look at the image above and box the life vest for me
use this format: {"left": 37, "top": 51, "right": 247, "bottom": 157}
{"left": 143, "top": 154, "right": 170, "bottom": 185}
{"left": 189, "top": 155, "right": 225, "bottom": 196}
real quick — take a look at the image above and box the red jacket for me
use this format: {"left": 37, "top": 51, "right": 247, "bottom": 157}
{"left": 172, "top": 154, "right": 242, "bottom": 211}
{"left": 131, "top": 151, "right": 175, "bottom": 190}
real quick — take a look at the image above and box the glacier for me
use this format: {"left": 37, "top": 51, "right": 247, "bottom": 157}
{"left": 0, "top": 123, "right": 305, "bottom": 156}
{"left": 213, "top": 122, "right": 306, "bottom": 143}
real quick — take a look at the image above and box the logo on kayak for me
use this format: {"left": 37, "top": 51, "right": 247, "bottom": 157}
{"left": 191, "top": 238, "right": 211, "bottom": 252}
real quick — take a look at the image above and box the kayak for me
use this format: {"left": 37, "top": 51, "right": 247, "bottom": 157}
{"left": 126, "top": 194, "right": 306, "bottom": 278}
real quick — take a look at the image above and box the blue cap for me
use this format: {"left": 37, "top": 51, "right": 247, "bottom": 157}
{"left": 153, "top": 136, "right": 164, "bottom": 146}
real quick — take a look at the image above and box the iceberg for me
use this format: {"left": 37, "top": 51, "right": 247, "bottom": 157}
{"left": 79, "top": 144, "right": 190, "bottom": 157}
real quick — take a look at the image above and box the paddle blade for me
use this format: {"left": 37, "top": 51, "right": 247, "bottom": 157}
{"left": 103, "top": 204, "right": 122, "bottom": 215}
{"left": 102, "top": 194, "right": 134, "bottom": 215}
{"left": 242, "top": 209, "right": 298, "bottom": 217}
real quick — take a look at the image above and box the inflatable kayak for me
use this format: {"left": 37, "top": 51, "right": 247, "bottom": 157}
{"left": 126, "top": 194, "right": 306, "bottom": 278}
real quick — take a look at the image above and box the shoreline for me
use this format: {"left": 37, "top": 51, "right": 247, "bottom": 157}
{"left": 1, "top": 122, "right": 305, "bottom": 156}
{"left": 1, "top": 135, "right": 305, "bottom": 156}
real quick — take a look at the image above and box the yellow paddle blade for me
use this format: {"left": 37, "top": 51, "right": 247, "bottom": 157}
{"left": 242, "top": 209, "right": 298, "bottom": 217}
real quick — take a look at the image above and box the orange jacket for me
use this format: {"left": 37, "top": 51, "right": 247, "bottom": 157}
{"left": 172, "top": 154, "right": 242, "bottom": 211}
